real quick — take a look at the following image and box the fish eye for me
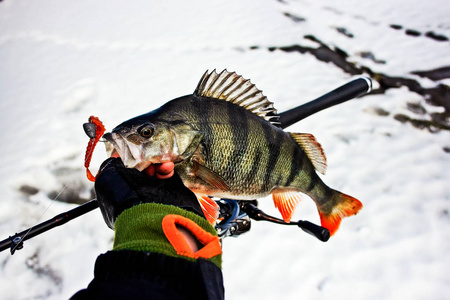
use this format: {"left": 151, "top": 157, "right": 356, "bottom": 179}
{"left": 139, "top": 125, "right": 154, "bottom": 138}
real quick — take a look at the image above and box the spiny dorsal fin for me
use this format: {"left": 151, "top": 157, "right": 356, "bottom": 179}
{"left": 290, "top": 133, "right": 327, "bottom": 175}
{"left": 194, "top": 69, "right": 280, "bottom": 125}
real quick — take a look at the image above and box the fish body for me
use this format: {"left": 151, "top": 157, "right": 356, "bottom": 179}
{"left": 103, "top": 70, "right": 362, "bottom": 235}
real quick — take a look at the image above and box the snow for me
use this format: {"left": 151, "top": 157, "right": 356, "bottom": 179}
{"left": 1, "top": 0, "right": 449, "bottom": 299}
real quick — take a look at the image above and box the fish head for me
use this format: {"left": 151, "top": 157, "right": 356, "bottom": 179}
{"left": 103, "top": 113, "right": 203, "bottom": 171}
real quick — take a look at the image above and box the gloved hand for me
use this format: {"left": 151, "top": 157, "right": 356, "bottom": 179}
{"left": 94, "top": 157, "right": 222, "bottom": 268}
{"left": 95, "top": 157, "right": 205, "bottom": 229}
{"left": 72, "top": 158, "right": 224, "bottom": 300}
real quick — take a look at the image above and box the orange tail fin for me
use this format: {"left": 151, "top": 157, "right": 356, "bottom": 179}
{"left": 194, "top": 193, "right": 219, "bottom": 225}
{"left": 319, "top": 192, "right": 362, "bottom": 236}
{"left": 272, "top": 190, "right": 303, "bottom": 223}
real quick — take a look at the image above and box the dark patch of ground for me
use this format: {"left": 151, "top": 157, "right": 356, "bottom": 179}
{"left": 26, "top": 250, "right": 63, "bottom": 293}
{"left": 18, "top": 166, "right": 95, "bottom": 205}
{"left": 251, "top": 34, "right": 450, "bottom": 133}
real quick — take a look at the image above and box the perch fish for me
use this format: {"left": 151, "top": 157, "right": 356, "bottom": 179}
{"left": 103, "top": 69, "right": 362, "bottom": 235}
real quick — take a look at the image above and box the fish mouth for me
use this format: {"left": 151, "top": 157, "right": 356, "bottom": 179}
{"left": 103, "top": 132, "right": 151, "bottom": 171}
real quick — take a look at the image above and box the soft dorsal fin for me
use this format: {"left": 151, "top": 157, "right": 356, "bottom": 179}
{"left": 290, "top": 133, "right": 327, "bottom": 175}
{"left": 194, "top": 69, "right": 280, "bottom": 125}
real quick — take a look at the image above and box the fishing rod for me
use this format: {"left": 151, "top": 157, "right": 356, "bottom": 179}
{"left": 0, "top": 76, "right": 372, "bottom": 254}
{"left": 279, "top": 77, "right": 372, "bottom": 127}
{"left": 0, "top": 200, "right": 99, "bottom": 254}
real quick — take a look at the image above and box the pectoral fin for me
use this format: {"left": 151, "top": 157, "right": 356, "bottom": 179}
{"left": 193, "top": 160, "right": 230, "bottom": 191}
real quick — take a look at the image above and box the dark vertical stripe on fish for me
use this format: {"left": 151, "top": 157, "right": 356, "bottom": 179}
{"left": 262, "top": 125, "right": 283, "bottom": 192}
{"left": 324, "top": 187, "right": 334, "bottom": 200}
{"left": 196, "top": 98, "right": 213, "bottom": 161}
{"left": 306, "top": 170, "right": 318, "bottom": 192}
{"left": 274, "top": 172, "right": 282, "bottom": 187}
{"left": 245, "top": 148, "right": 263, "bottom": 187}
{"left": 225, "top": 102, "right": 249, "bottom": 179}
{"left": 285, "top": 144, "right": 302, "bottom": 187}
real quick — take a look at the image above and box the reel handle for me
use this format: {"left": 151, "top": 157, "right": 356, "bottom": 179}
{"left": 241, "top": 202, "right": 330, "bottom": 242}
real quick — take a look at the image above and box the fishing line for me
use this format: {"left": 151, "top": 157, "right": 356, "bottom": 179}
{"left": 38, "top": 183, "right": 69, "bottom": 219}
{"left": 11, "top": 183, "right": 69, "bottom": 254}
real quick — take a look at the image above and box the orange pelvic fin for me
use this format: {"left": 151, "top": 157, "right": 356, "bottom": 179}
{"left": 194, "top": 193, "right": 219, "bottom": 225}
{"left": 319, "top": 192, "right": 363, "bottom": 236}
{"left": 272, "top": 190, "right": 303, "bottom": 223}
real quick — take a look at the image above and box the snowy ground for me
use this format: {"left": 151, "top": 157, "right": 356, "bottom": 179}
{"left": 1, "top": 0, "right": 449, "bottom": 299}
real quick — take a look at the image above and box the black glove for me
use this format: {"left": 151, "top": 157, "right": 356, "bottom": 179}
{"left": 95, "top": 158, "right": 205, "bottom": 229}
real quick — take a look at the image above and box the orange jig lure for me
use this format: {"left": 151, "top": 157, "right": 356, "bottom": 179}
{"left": 84, "top": 116, "right": 106, "bottom": 182}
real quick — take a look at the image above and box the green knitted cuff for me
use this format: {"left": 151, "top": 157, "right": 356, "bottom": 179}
{"left": 113, "top": 203, "right": 222, "bottom": 268}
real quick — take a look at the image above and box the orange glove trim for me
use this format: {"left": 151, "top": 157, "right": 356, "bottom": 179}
{"left": 162, "top": 214, "right": 222, "bottom": 260}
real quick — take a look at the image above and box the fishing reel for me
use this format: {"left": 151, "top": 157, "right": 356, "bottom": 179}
{"left": 215, "top": 199, "right": 252, "bottom": 239}
{"left": 215, "top": 199, "right": 330, "bottom": 242}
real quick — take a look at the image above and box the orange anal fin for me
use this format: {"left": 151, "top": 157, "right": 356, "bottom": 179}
{"left": 194, "top": 193, "right": 219, "bottom": 225}
{"left": 272, "top": 190, "right": 303, "bottom": 223}
{"left": 319, "top": 192, "right": 363, "bottom": 236}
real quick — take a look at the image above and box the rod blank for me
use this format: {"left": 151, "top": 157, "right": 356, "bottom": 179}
{"left": 279, "top": 77, "right": 372, "bottom": 129}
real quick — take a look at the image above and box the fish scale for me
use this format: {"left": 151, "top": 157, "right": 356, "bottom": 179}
{"left": 103, "top": 69, "right": 362, "bottom": 236}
